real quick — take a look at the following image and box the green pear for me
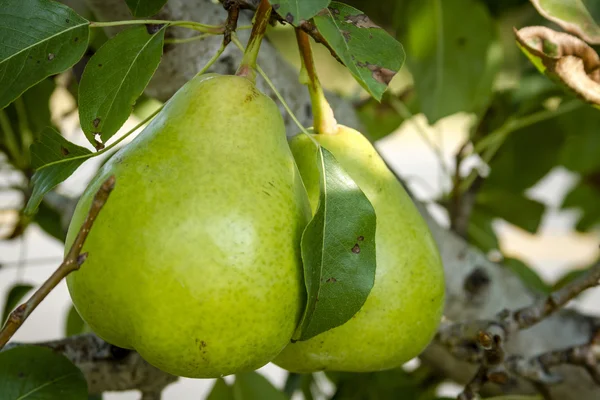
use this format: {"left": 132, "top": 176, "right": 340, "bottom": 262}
{"left": 274, "top": 126, "right": 445, "bottom": 372}
{"left": 65, "top": 74, "right": 311, "bottom": 378}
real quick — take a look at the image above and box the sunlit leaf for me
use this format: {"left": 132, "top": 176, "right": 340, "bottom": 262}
{"left": 530, "top": 0, "right": 600, "bottom": 44}
{"left": 314, "top": 2, "right": 405, "bottom": 100}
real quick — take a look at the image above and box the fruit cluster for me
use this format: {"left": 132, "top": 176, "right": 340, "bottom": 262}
{"left": 65, "top": 73, "right": 445, "bottom": 378}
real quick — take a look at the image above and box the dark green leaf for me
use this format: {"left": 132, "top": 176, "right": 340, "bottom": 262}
{"left": 484, "top": 117, "right": 565, "bottom": 192}
{"left": 79, "top": 25, "right": 166, "bottom": 145}
{"left": 125, "top": 0, "right": 169, "bottom": 17}
{"left": 294, "top": 147, "right": 376, "bottom": 341}
{"left": 313, "top": 2, "right": 405, "bottom": 100}
{"left": 476, "top": 189, "right": 545, "bottom": 234}
{"left": 36, "top": 200, "right": 65, "bottom": 242}
{"left": 207, "top": 378, "right": 235, "bottom": 400}
{"left": 268, "top": 0, "right": 330, "bottom": 24}
{"left": 2, "top": 284, "right": 34, "bottom": 324}
{"left": 0, "top": 0, "right": 89, "bottom": 109}
{"left": 24, "top": 127, "right": 93, "bottom": 215}
{"left": 355, "top": 91, "right": 418, "bottom": 141}
{"left": 483, "top": 396, "right": 542, "bottom": 400}
{"left": 398, "top": 0, "right": 498, "bottom": 123}
{"left": 65, "top": 305, "right": 88, "bottom": 337}
{"left": 330, "top": 369, "right": 421, "bottom": 399}
{"left": 504, "top": 257, "right": 550, "bottom": 294}
{"left": 0, "top": 346, "right": 87, "bottom": 398}
{"left": 467, "top": 208, "right": 499, "bottom": 252}
{"left": 530, "top": 0, "right": 600, "bottom": 44}
{"left": 233, "top": 372, "right": 287, "bottom": 400}
{"left": 561, "top": 178, "right": 600, "bottom": 231}
{"left": 21, "top": 78, "right": 57, "bottom": 140}
{"left": 88, "top": 395, "right": 102, "bottom": 400}
{"left": 559, "top": 105, "right": 600, "bottom": 174}
{"left": 552, "top": 268, "right": 588, "bottom": 291}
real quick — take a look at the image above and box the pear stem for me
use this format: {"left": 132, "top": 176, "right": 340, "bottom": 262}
{"left": 235, "top": 0, "right": 272, "bottom": 82}
{"left": 0, "top": 176, "right": 116, "bottom": 350}
{"left": 295, "top": 29, "right": 338, "bottom": 135}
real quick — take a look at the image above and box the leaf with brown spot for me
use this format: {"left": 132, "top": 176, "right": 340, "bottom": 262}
{"left": 267, "top": 0, "right": 331, "bottom": 25}
{"left": 515, "top": 26, "right": 600, "bottom": 107}
{"left": 293, "top": 146, "right": 376, "bottom": 341}
{"left": 313, "top": 1, "right": 404, "bottom": 100}
{"left": 530, "top": 0, "right": 600, "bottom": 44}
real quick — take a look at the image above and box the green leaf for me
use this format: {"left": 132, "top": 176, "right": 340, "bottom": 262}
{"left": 552, "top": 268, "right": 588, "bottom": 291}
{"left": 125, "top": 0, "right": 169, "bottom": 17}
{"left": 79, "top": 25, "right": 166, "bottom": 146}
{"left": 559, "top": 105, "right": 600, "bottom": 173}
{"left": 24, "top": 127, "right": 93, "bottom": 215}
{"left": 0, "top": 346, "right": 87, "bottom": 399}
{"left": 398, "top": 0, "right": 498, "bottom": 123}
{"left": 313, "top": 2, "right": 405, "bottom": 101}
{"left": 530, "top": 0, "right": 600, "bottom": 44}
{"left": 561, "top": 178, "right": 600, "bottom": 231}
{"left": 484, "top": 117, "right": 565, "bottom": 192}
{"left": 483, "top": 396, "right": 542, "bottom": 400}
{"left": 355, "top": 91, "right": 418, "bottom": 141}
{"left": 504, "top": 257, "right": 550, "bottom": 294}
{"left": 268, "top": 0, "right": 330, "bottom": 24}
{"left": 467, "top": 208, "right": 499, "bottom": 252}
{"left": 476, "top": 189, "right": 545, "bottom": 234}
{"left": 207, "top": 378, "right": 235, "bottom": 400}
{"left": 294, "top": 147, "right": 376, "bottom": 341}
{"left": 0, "top": 0, "right": 89, "bottom": 109}
{"left": 65, "top": 305, "right": 88, "bottom": 337}
{"left": 36, "top": 200, "right": 65, "bottom": 242}
{"left": 329, "top": 368, "right": 423, "bottom": 399}
{"left": 233, "top": 372, "right": 287, "bottom": 400}
{"left": 2, "top": 283, "right": 34, "bottom": 324}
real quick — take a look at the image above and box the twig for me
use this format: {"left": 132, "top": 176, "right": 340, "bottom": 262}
{"left": 0, "top": 176, "right": 116, "bottom": 349}
{"left": 222, "top": 0, "right": 241, "bottom": 45}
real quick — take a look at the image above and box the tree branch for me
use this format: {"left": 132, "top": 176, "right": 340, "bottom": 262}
{"left": 0, "top": 176, "right": 115, "bottom": 349}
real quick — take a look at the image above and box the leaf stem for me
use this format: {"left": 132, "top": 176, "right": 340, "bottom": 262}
{"left": 0, "top": 176, "right": 115, "bottom": 350}
{"left": 236, "top": 0, "right": 272, "bottom": 82}
{"left": 459, "top": 99, "right": 583, "bottom": 193}
{"left": 194, "top": 43, "right": 227, "bottom": 77}
{"left": 89, "top": 20, "right": 224, "bottom": 34}
{"left": 295, "top": 29, "right": 337, "bottom": 135}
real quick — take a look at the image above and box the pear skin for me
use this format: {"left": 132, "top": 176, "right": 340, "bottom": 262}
{"left": 65, "top": 74, "right": 311, "bottom": 378}
{"left": 274, "top": 126, "right": 445, "bottom": 372}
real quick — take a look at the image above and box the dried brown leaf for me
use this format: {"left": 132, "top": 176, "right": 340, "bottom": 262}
{"left": 515, "top": 26, "right": 600, "bottom": 106}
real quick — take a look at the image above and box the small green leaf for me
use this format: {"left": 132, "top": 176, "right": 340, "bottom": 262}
{"left": 294, "top": 147, "right": 376, "bottom": 341}
{"left": 125, "top": 0, "right": 169, "bottom": 17}
{"left": 483, "top": 396, "right": 542, "bottom": 400}
{"left": 233, "top": 372, "right": 287, "bottom": 400}
{"left": 313, "top": 2, "right": 405, "bottom": 100}
{"left": 0, "top": 346, "right": 87, "bottom": 399}
{"left": 2, "top": 283, "right": 34, "bottom": 324}
{"left": 530, "top": 0, "right": 600, "bottom": 44}
{"left": 65, "top": 305, "right": 88, "bottom": 337}
{"left": 552, "top": 267, "right": 589, "bottom": 291}
{"left": 79, "top": 25, "right": 166, "bottom": 146}
{"left": 207, "top": 378, "right": 235, "bottom": 400}
{"left": 24, "top": 127, "right": 93, "bottom": 215}
{"left": 398, "top": 0, "right": 498, "bottom": 123}
{"left": 0, "top": 0, "right": 89, "bottom": 109}
{"left": 268, "top": 0, "right": 331, "bottom": 24}
{"left": 559, "top": 105, "right": 600, "bottom": 174}
{"left": 503, "top": 257, "right": 550, "bottom": 294}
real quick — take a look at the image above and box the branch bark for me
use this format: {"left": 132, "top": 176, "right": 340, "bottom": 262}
{"left": 7, "top": 0, "right": 596, "bottom": 398}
